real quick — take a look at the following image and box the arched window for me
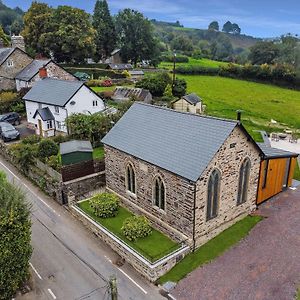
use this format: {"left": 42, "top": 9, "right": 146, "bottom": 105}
{"left": 153, "top": 176, "right": 165, "bottom": 210}
{"left": 126, "top": 164, "right": 136, "bottom": 194}
{"left": 207, "top": 169, "right": 221, "bottom": 221}
{"left": 237, "top": 158, "right": 251, "bottom": 205}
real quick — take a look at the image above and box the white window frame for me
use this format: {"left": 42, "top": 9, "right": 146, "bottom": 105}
{"left": 46, "top": 120, "right": 53, "bottom": 130}
{"left": 54, "top": 106, "right": 59, "bottom": 114}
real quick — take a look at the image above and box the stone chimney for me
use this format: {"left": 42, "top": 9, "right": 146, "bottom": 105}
{"left": 39, "top": 67, "right": 48, "bottom": 79}
{"left": 11, "top": 35, "right": 25, "bottom": 51}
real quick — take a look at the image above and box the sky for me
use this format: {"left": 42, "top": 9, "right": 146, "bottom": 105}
{"left": 3, "top": 0, "right": 300, "bottom": 37}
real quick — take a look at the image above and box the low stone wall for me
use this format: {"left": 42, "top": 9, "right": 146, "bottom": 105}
{"left": 71, "top": 204, "right": 190, "bottom": 282}
{"left": 35, "top": 159, "right": 62, "bottom": 182}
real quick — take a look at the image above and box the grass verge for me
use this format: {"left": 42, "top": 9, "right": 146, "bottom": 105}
{"left": 93, "top": 146, "right": 104, "bottom": 160}
{"left": 158, "top": 215, "right": 263, "bottom": 284}
{"left": 78, "top": 200, "right": 180, "bottom": 262}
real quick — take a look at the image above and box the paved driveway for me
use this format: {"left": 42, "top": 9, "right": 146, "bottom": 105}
{"left": 173, "top": 188, "right": 300, "bottom": 300}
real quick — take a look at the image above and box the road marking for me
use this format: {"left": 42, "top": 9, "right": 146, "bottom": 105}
{"left": 29, "top": 263, "right": 43, "bottom": 280}
{"left": 117, "top": 268, "right": 148, "bottom": 294}
{"left": 48, "top": 289, "right": 57, "bottom": 299}
{"left": 0, "top": 160, "right": 60, "bottom": 217}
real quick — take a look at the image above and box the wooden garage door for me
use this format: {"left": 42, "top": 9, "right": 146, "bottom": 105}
{"left": 257, "top": 158, "right": 288, "bottom": 205}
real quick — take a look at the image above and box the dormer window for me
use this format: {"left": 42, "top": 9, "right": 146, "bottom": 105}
{"left": 7, "top": 60, "right": 14, "bottom": 67}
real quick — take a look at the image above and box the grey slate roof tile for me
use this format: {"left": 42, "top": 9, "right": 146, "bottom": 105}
{"left": 258, "top": 143, "right": 298, "bottom": 159}
{"left": 102, "top": 103, "right": 239, "bottom": 181}
{"left": 33, "top": 107, "right": 54, "bottom": 121}
{"left": 23, "top": 78, "right": 84, "bottom": 107}
{"left": 0, "top": 48, "right": 14, "bottom": 65}
{"left": 15, "top": 59, "right": 51, "bottom": 81}
{"left": 182, "top": 93, "right": 202, "bottom": 105}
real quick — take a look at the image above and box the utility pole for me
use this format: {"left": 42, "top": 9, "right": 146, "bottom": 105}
{"left": 172, "top": 50, "right": 177, "bottom": 87}
{"left": 109, "top": 276, "right": 118, "bottom": 300}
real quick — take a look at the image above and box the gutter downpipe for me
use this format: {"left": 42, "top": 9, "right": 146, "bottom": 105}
{"left": 192, "top": 182, "right": 197, "bottom": 252}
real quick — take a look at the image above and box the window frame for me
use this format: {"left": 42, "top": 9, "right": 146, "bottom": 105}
{"left": 46, "top": 120, "right": 53, "bottom": 130}
{"left": 206, "top": 169, "right": 221, "bottom": 221}
{"left": 125, "top": 163, "right": 136, "bottom": 196}
{"left": 93, "top": 100, "right": 98, "bottom": 107}
{"left": 54, "top": 106, "right": 59, "bottom": 114}
{"left": 152, "top": 176, "right": 166, "bottom": 211}
{"left": 7, "top": 59, "right": 14, "bottom": 67}
{"left": 237, "top": 158, "right": 251, "bottom": 205}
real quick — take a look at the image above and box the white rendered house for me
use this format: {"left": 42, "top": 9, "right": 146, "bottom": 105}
{"left": 23, "top": 78, "right": 105, "bottom": 137}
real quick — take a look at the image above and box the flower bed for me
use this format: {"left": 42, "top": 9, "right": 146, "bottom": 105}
{"left": 78, "top": 200, "right": 180, "bottom": 262}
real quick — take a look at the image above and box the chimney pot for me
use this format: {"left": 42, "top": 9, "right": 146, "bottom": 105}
{"left": 39, "top": 67, "right": 47, "bottom": 78}
{"left": 236, "top": 110, "right": 242, "bottom": 121}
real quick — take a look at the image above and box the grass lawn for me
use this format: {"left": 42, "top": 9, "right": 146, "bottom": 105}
{"left": 294, "top": 160, "right": 300, "bottom": 181}
{"left": 78, "top": 200, "right": 180, "bottom": 262}
{"left": 159, "top": 58, "right": 230, "bottom": 70}
{"left": 158, "top": 215, "right": 263, "bottom": 284}
{"left": 296, "top": 288, "right": 300, "bottom": 300}
{"left": 91, "top": 86, "right": 116, "bottom": 92}
{"left": 179, "top": 75, "right": 300, "bottom": 140}
{"left": 93, "top": 147, "right": 105, "bottom": 160}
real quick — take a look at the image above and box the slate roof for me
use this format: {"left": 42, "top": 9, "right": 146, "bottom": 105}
{"left": 258, "top": 143, "right": 298, "bottom": 159}
{"left": 15, "top": 59, "right": 51, "bottom": 81}
{"left": 182, "top": 93, "right": 202, "bottom": 105}
{"left": 33, "top": 107, "right": 54, "bottom": 121}
{"left": 107, "top": 63, "right": 133, "bottom": 70}
{"left": 23, "top": 78, "right": 84, "bottom": 106}
{"left": 102, "top": 103, "right": 245, "bottom": 181}
{"left": 112, "top": 87, "right": 152, "bottom": 103}
{"left": 0, "top": 48, "right": 14, "bottom": 65}
{"left": 129, "top": 70, "right": 144, "bottom": 76}
{"left": 60, "top": 140, "right": 93, "bottom": 155}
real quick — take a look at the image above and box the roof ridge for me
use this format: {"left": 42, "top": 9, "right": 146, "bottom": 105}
{"left": 133, "top": 102, "right": 238, "bottom": 124}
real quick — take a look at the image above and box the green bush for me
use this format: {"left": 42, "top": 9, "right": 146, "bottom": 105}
{"left": 161, "top": 54, "right": 189, "bottom": 63}
{"left": 86, "top": 79, "right": 103, "bottom": 87}
{"left": 38, "top": 139, "right": 59, "bottom": 162}
{"left": 0, "top": 91, "right": 21, "bottom": 114}
{"left": 90, "top": 193, "right": 119, "bottom": 218}
{"left": 0, "top": 172, "right": 32, "bottom": 300}
{"left": 51, "top": 135, "right": 71, "bottom": 145}
{"left": 46, "top": 155, "right": 62, "bottom": 172}
{"left": 21, "top": 135, "right": 42, "bottom": 145}
{"left": 9, "top": 143, "right": 36, "bottom": 173}
{"left": 122, "top": 215, "right": 152, "bottom": 242}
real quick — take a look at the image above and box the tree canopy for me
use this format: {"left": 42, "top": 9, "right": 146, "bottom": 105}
{"left": 249, "top": 41, "right": 280, "bottom": 65}
{"left": 0, "top": 172, "right": 32, "bottom": 300}
{"left": 208, "top": 21, "right": 219, "bottom": 31}
{"left": 0, "top": 25, "right": 9, "bottom": 46}
{"left": 93, "top": 0, "right": 116, "bottom": 61}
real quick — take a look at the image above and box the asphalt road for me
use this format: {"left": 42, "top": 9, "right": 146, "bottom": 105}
{"left": 0, "top": 156, "right": 165, "bottom": 300}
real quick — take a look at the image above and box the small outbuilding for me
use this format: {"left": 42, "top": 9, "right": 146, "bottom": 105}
{"left": 60, "top": 140, "right": 93, "bottom": 166}
{"left": 257, "top": 143, "right": 298, "bottom": 204}
{"left": 173, "top": 93, "right": 204, "bottom": 114}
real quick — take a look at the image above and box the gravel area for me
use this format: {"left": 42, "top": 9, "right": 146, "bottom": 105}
{"left": 173, "top": 188, "right": 300, "bottom": 300}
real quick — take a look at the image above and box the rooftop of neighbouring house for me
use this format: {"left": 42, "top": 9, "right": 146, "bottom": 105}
{"left": 181, "top": 93, "right": 202, "bottom": 105}
{"left": 258, "top": 143, "right": 298, "bottom": 159}
{"left": 23, "top": 78, "right": 84, "bottom": 107}
{"left": 15, "top": 59, "right": 51, "bottom": 81}
{"left": 0, "top": 47, "right": 14, "bottom": 65}
{"left": 60, "top": 140, "right": 93, "bottom": 155}
{"left": 102, "top": 102, "right": 258, "bottom": 181}
{"left": 113, "top": 87, "right": 152, "bottom": 103}
{"left": 33, "top": 107, "right": 54, "bottom": 121}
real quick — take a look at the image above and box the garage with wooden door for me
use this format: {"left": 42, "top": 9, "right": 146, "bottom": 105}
{"left": 257, "top": 143, "right": 298, "bottom": 205}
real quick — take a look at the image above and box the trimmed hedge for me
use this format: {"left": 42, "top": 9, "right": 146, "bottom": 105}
{"left": 122, "top": 215, "right": 152, "bottom": 241}
{"left": 90, "top": 193, "right": 119, "bottom": 218}
{"left": 161, "top": 54, "right": 189, "bottom": 63}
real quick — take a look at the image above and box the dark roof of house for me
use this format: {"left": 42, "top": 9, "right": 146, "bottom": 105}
{"left": 129, "top": 70, "right": 144, "bottom": 76}
{"left": 102, "top": 103, "right": 258, "bottom": 181}
{"left": 107, "top": 63, "right": 133, "bottom": 70}
{"left": 15, "top": 59, "right": 51, "bottom": 81}
{"left": 73, "top": 72, "right": 90, "bottom": 80}
{"left": 33, "top": 107, "right": 54, "bottom": 121}
{"left": 258, "top": 143, "right": 298, "bottom": 159}
{"left": 60, "top": 140, "right": 93, "bottom": 155}
{"left": 112, "top": 87, "right": 152, "bottom": 103}
{"left": 182, "top": 93, "right": 202, "bottom": 105}
{"left": 0, "top": 48, "right": 14, "bottom": 65}
{"left": 23, "top": 78, "right": 84, "bottom": 107}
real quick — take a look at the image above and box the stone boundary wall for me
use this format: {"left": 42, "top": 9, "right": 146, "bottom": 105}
{"left": 70, "top": 204, "right": 190, "bottom": 282}
{"left": 35, "top": 159, "right": 62, "bottom": 182}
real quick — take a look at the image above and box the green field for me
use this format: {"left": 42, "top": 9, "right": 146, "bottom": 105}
{"left": 179, "top": 75, "right": 300, "bottom": 140}
{"left": 78, "top": 200, "right": 180, "bottom": 262}
{"left": 159, "top": 58, "right": 230, "bottom": 70}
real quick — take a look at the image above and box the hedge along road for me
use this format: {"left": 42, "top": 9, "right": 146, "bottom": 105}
{"left": 0, "top": 156, "right": 163, "bottom": 300}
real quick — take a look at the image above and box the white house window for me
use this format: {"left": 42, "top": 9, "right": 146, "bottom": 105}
{"left": 93, "top": 100, "right": 98, "bottom": 107}
{"left": 153, "top": 176, "right": 165, "bottom": 210}
{"left": 54, "top": 106, "right": 59, "bottom": 114}
{"left": 207, "top": 169, "right": 221, "bottom": 221}
{"left": 237, "top": 158, "right": 251, "bottom": 205}
{"left": 126, "top": 164, "right": 136, "bottom": 194}
{"left": 7, "top": 60, "right": 14, "bottom": 67}
{"left": 46, "top": 120, "right": 53, "bottom": 129}
{"left": 56, "top": 121, "right": 62, "bottom": 130}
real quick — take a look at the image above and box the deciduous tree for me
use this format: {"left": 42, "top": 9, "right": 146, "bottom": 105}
{"left": 208, "top": 21, "right": 219, "bottom": 31}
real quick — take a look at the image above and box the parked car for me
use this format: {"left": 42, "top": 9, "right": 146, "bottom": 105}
{"left": 0, "top": 112, "right": 21, "bottom": 125}
{"left": 0, "top": 122, "right": 20, "bottom": 142}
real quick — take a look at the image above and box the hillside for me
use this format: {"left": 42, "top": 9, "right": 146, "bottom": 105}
{"left": 153, "top": 21, "right": 261, "bottom": 50}
{"left": 0, "top": 0, "right": 24, "bottom": 34}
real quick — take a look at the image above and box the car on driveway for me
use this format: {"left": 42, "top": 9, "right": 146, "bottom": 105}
{"left": 0, "top": 112, "right": 21, "bottom": 126}
{"left": 0, "top": 122, "right": 20, "bottom": 142}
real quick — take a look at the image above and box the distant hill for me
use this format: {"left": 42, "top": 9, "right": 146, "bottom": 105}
{"left": 0, "top": 0, "right": 24, "bottom": 34}
{"left": 152, "top": 21, "right": 261, "bottom": 50}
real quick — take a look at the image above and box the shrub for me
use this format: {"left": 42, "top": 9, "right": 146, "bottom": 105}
{"left": 46, "top": 155, "right": 61, "bottom": 172}
{"left": 86, "top": 79, "right": 103, "bottom": 87}
{"left": 172, "top": 78, "right": 187, "bottom": 98}
{"left": 0, "top": 91, "right": 20, "bottom": 114}
{"left": 51, "top": 135, "right": 71, "bottom": 145}
{"left": 161, "top": 54, "right": 189, "bottom": 63}
{"left": 90, "top": 193, "right": 119, "bottom": 218}
{"left": 38, "top": 139, "right": 59, "bottom": 162}
{"left": 122, "top": 215, "right": 152, "bottom": 241}
{"left": 21, "top": 135, "right": 42, "bottom": 145}
{"left": 9, "top": 143, "right": 36, "bottom": 173}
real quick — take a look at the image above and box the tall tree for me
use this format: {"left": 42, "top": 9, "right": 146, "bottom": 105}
{"left": 42, "top": 6, "right": 96, "bottom": 63}
{"left": 222, "top": 21, "right": 233, "bottom": 33}
{"left": 116, "top": 9, "right": 158, "bottom": 66}
{"left": 249, "top": 41, "right": 280, "bottom": 64}
{"left": 93, "top": 0, "right": 116, "bottom": 61}
{"left": 0, "top": 172, "right": 32, "bottom": 300}
{"left": 232, "top": 23, "right": 241, "bottom": 34}
{"left": 208, "top": 21, "right": 219, "bottom": 31}
{"left": 0, "top": 25, "right": 9, "bottom": 46}
{"left": 22, "top": 2, "right": 53, "bottom": 56}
